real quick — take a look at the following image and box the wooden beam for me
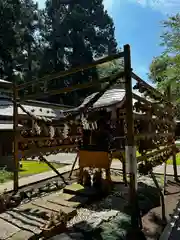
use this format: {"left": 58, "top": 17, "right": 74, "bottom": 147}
{"left": 19, "top": 71, "right": 124, "bottom": 102}
{"left": 132, "top": 72, "right": 170, "bottom": 103}
{"left": 13, "top": 78, "right": 19, "bottom": 192}
{"left": 20, "top": 82, "right": 99, "bottom": 102}
{"left": 17, "top": 52, "right": 124, "bottom": 90}
{"left": 20, "top": 144, "right": 77, "bottom": 157}
{"left": 136, "top": 144, "right": 175, "bottom": 162}
{"left": 19, "top": 136, "right": 81, "bottom": 143}
{"left": 124, "top": 44, "right": 139, "bottom": 229}
{"left": 39, "top": 154, "right": 68, "bottom": 184}
{"left": 135, "top": 132, "right": 174, "bottom": 140}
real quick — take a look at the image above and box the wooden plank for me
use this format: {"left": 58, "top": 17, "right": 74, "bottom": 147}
{"left": 20, "top": 82, "right": 100, "bottom": 102}
{"left": 19, "top": 136, "right": 81, "bottom": 143}
{"left": 19, "top": 70, "right": 124, "bottom": 101}
{"left": 32, "top": 200, "right": 77, "bottom": 219}
{"left": 17, "top": 52, "right": 124, "bottom": 90}
{"left": 48, "top": 193, "right": 88, "bottom": 208}
{"left": 20, "top": 144, "right": 77, "bottom": 157}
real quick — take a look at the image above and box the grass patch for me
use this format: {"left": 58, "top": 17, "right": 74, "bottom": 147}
{"left": 167, "top": 153, "right": 180, "bottom": 165}
{"left": 0, "top": 160, "right": 66, "bottom": 184}
{"left": 19, "top": 160, "right": 66, "bottom": 177}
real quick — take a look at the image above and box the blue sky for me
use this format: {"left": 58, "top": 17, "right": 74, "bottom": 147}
{"left": 37, "top": 0, "right": 180, "bottom": 84}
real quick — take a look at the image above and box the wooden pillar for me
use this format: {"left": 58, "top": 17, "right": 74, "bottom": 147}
{"left": 13, "top": 78, "right": 19, "bottom": 192}
{"left": 163, "top": 160, "right": 167, "bottom": 195}
{"left": 124, "top": 44, "right": 138, "bottom": 228}
{"left": 167, "top": 85, "right": 178, "bottom": 181}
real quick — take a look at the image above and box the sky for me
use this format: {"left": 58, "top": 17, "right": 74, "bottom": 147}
{"left": 37, "top": 0, "right": 180, "bottom": 84}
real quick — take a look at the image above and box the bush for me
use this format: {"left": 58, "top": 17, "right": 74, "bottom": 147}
{"left": 0, "top": 168, "right": 13, "bottom": 183}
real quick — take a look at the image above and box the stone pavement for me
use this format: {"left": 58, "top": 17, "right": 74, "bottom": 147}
{"left": 0, "top": 164, "right": 78, "bottom": 193}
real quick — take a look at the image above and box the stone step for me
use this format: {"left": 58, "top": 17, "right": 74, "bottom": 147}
{"left": 32, "top": 200, "right": 77, "bottom": 220}
{"left": 48, "top": 193, "right": 88, "bottom": 208}
{"left": 63, "top": 183, "right": 98, "bottom": 198}
{"left": 0, "top": 218, "right": 20, "bottom": 240}
{"left": 7, "top": 230, "right": 34, "bottom": 240}
{"left": 0, "top": 207, "right": 46, "bottom": 235}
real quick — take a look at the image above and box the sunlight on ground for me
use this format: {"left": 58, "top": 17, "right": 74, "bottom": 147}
{"left": 0, "top": 160, "right": 66, "bottom": 183}
{"left": 19, "top": 160, "right": 66, "bottom": 177}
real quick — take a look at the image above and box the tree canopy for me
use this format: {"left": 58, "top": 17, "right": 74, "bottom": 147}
{"left": 0, "top": 0, "right": 119, "bottom": 106}
{"left": 149, "top": 14, "right": 180, "bottom": 94}
{"left": 149, "top": 13, "right": 180, "bottom": 117}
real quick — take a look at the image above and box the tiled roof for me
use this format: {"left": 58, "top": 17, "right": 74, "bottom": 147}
{"left": 0, "top": 100, "right": 65, "bottom": 119}
{"left": 79, "top": 88, "right": 126, "bottom": 109}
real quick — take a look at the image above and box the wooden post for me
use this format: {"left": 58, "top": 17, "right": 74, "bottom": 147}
{"left": 167, "top": 85, "right": 178, "bottom": 181}
{"left": 163, "top": 160, "right": 167, "bottom": 195}
{"left": 13, "top": 77, "right": 19, "bottom": 192}
{"left": 172, "top": 152, "right": 178, "bottom": 181}
{"left": 116, "top": 109, "right": 127, "bottom": 185}
{"left": 151, "top": 171, "right": 167, "bottom": 224}
{"left": 124, "top": 44, "right": 139, "bottom": 228}
{"left": 69, "top": 152, "right": 79, "bottom": 179}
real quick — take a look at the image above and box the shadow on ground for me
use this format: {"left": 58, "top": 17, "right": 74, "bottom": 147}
{"left": 1, "top": 177, "right": 177, "bottom": 240}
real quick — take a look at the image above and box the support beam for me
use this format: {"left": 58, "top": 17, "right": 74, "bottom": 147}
{"left": 39, "top": 154, "right": 68, "bottom": 185}
{"left": 163, "top": 160, "right": 167, "bottom": 195}
{"left": 69, "top": 152, "right": 79, "bottom": 179}
{"left": 124, "top": 44, "right": 139, "bottom": 229}
{"left": 167, "top": 85, "right": 178, "bottom": 181}
{"left": 150, "top": 171, "right": 167, "bottom": 225}
{"left": 13, "top": 77, "right": 19, "bottom": 192}
{"left": 17, "top": 52, "right": 124, "bottom": 90}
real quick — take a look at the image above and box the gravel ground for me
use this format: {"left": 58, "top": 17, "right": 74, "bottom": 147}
{"left": 50, "top": 171, "right": 165, "bottom": 240}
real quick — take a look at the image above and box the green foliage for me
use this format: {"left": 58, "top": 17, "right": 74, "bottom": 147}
{"left": 0, "top": 0, "right": 118, "bottom": 106}
{"left": 149, "top": 14, "right": 180, "bottom": 88}
{"left": 38, "top": 0, "right": 118, "bottom": 105}
{"left": 19, "top": 160, "right": 65, "bottom": 177}
{"left": 149, "top": 13, "right": 180, "bottom": 117}
{"left": 0, "top": 168, "right": 13, "bottom": 183}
